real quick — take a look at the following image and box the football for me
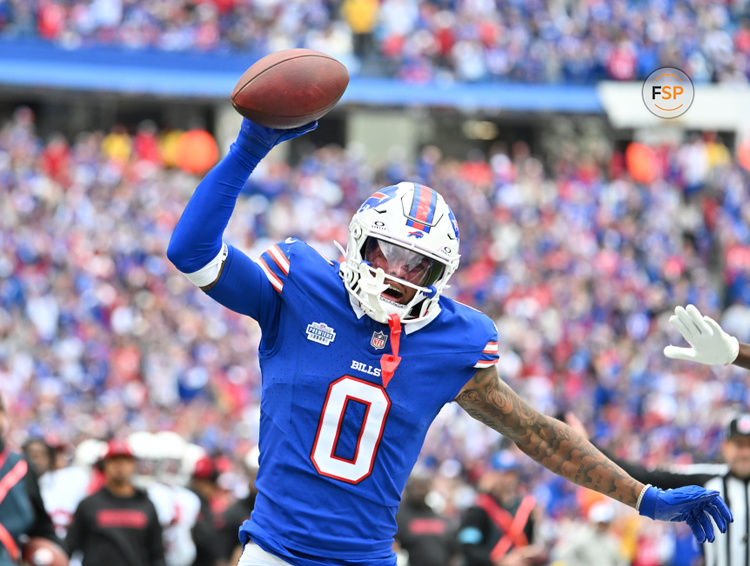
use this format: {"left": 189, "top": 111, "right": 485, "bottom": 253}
{"left": 22, "top": 538, "right": 69, "bottom": 566}
{"left": 231, "top": 48, "right": 349, "bottom": 129}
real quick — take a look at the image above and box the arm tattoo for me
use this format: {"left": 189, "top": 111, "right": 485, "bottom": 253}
{"left": 456, "top": 367, "right": 642, "bottom": 507}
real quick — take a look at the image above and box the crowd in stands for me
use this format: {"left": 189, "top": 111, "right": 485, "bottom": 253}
{"left": 1, "top": 0, "right": 749, "bottom": 83}
{"left": 2, "top": 105, "right": 750, "bottom": 563}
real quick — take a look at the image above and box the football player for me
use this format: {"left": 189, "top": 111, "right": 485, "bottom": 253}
{"left": 128, "top": 432, "right": 202, "bottom": 566}
{"left": 167, "top": 119, "right": 732, "bottom": 566}
{"left": 40, "top": 439, "right": 103, "bottom": 541}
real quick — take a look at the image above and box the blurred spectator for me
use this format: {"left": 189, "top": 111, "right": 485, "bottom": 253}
{"left": 188, "top": 456, "right": 222, "bottom": 566}
{"left": 127, "top": 431, "right": 202, "bottom": 566}
{"left": 457, "top": 451, "right": 546, "bottom": 566}
{"left": 220, "top": 447, "right": 259, "bottom": 565}
{"left": 395, "top": 469, "right": 458, "bottom": 566}
{"left": 341, "top": 0, "right": 378, "bottom": 61}
{"left": 552, "top": 501, "right": 627, "bottom": 566}
{"left": 0, "top": 394, "right": 59, "bottom": 565}
{"left": 22, "top": 437, "right": 55, "bottom": 478}
{"left": 66, "top": 439, "right": 165, "bottom": 566}
{"left": 0, "top": 0, "right": 748, "bottom": 84}
{"left": 39, "top": 454, "right": 92, "bottom": 540}
{"left": 38, "top": 439, "right": 107, "bottom": 541}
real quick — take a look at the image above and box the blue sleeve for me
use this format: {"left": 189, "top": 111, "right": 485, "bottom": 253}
{"left": 165, "top": 126, "right": 280, "bottom": 335}
{"left": 166, "top": 119, "right": 315, "bottom": 274}
{"left": 205, "top": 239, "right": 300, "bottom": 347}
{"left": 166, "top": 141, "right": 263, "bottom": 273}
{"left": 205, "top": 245, "right": 282, "bottom": 331}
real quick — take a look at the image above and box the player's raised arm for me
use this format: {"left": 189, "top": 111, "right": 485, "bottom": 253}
{"left": 664, "top": 304, "right": 750, "bottom": 370}
{"left": 455, "top": 366, "right": 733, "bottom": 543}
{"left": 167, "top": 119, "right": 316, "bottom": 288}
{"left": 165, "top": 120, "right": 316, "bottom": 330}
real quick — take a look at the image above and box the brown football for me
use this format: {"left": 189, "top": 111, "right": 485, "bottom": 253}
{"left": 231, "top": 49, "right": 349, "bottom": 129}
{"left": 22, "top": 538, "right": 69, "bottom": 566}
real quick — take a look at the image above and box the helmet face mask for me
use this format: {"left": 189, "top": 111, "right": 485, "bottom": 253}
{"left": 340, "top": 182, "right": 460, "bottom": 325}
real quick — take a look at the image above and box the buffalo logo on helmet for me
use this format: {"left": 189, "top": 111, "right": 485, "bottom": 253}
{"left": 358, "top": 185, "right": 399, "bottom": 213}
{"left": 370, "top": 331, "right": 387, "bottom": 350}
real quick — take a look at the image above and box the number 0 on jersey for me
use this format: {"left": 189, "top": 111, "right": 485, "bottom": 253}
{"left": 311, "top": 376, "right": 391, "bottom": 484}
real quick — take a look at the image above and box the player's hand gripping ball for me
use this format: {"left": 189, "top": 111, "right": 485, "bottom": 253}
{"left": 232, "top": 48, "right": 349, "bottom": 129}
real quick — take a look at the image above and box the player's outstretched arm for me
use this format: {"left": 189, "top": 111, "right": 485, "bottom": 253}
{"left": 166, "top": 118, "right": 316, "bottom": 290}
{"left": 456, "top": 368, "right": 643, "bottom": 504}
{"left": 455, "top": 367, "right": 732, "bottom": 543}
{"left": 664, "top": 304, "right": 750, "bottom": 370}
{"left": 564, "top": 413, "right": 716, "bottom": 490}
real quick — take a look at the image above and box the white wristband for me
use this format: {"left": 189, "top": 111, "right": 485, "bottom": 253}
{"left": 183, "top": 242, "right": 228, "bottom": 287}
{"left": 636, "top": 484, "right": 652, "bottom": 511}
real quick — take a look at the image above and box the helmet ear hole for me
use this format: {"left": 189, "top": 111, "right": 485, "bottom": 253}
{"left": 345, "top": 269, "right": 358, "bottom": 285}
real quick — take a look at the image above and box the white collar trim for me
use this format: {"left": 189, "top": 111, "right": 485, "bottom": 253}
{"left": 347, "top": 293, "right": 440, "bottom": 335}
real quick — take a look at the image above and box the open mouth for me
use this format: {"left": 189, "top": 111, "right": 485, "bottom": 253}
{"left": 381, "top": 285, "right": 404, "bottom": 302}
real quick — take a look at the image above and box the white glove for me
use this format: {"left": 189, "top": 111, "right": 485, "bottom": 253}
{"left": 663, "top": 304, "right": 739, "bottom": 366}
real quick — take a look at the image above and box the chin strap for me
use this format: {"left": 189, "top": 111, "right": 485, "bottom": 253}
{"left": 380, "top": 314, "right": 402, "bottom": 387}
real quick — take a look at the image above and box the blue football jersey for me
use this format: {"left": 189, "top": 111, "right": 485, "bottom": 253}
{"left": 206, "top": 239, "right": 499, "bottom": 565}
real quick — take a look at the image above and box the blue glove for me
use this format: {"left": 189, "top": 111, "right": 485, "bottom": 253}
{"left": 235, "top": 118, "right": 318, "bottom": 160}
{"left": 638, "top": 485, "right": 733, "bottom": 543}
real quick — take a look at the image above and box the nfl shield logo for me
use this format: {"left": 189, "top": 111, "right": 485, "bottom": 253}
{"left": 370, "top": 331, "right": 387, "bottom": 350}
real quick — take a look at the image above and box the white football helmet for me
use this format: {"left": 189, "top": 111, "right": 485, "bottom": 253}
{"left": 153, "top": 431, "right": 187, "bottom": 485}
{"left": 128, "top": 431, "right": 158, "bottom": 487}
{"left": 73, "top": 438, "right": 106, "bottom": 468}
{"left": 339, "top": 181, "right": 460, "bottom": 324}
{"left": 181, "top": 443, "right": 208, "bottom": 479}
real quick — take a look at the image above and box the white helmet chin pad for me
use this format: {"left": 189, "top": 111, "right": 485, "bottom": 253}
{"left": 339, "top": 182, "right": 460, "bottom": 325}
{"left": 356, "top": 263, "right": 409, "bottom": 320}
